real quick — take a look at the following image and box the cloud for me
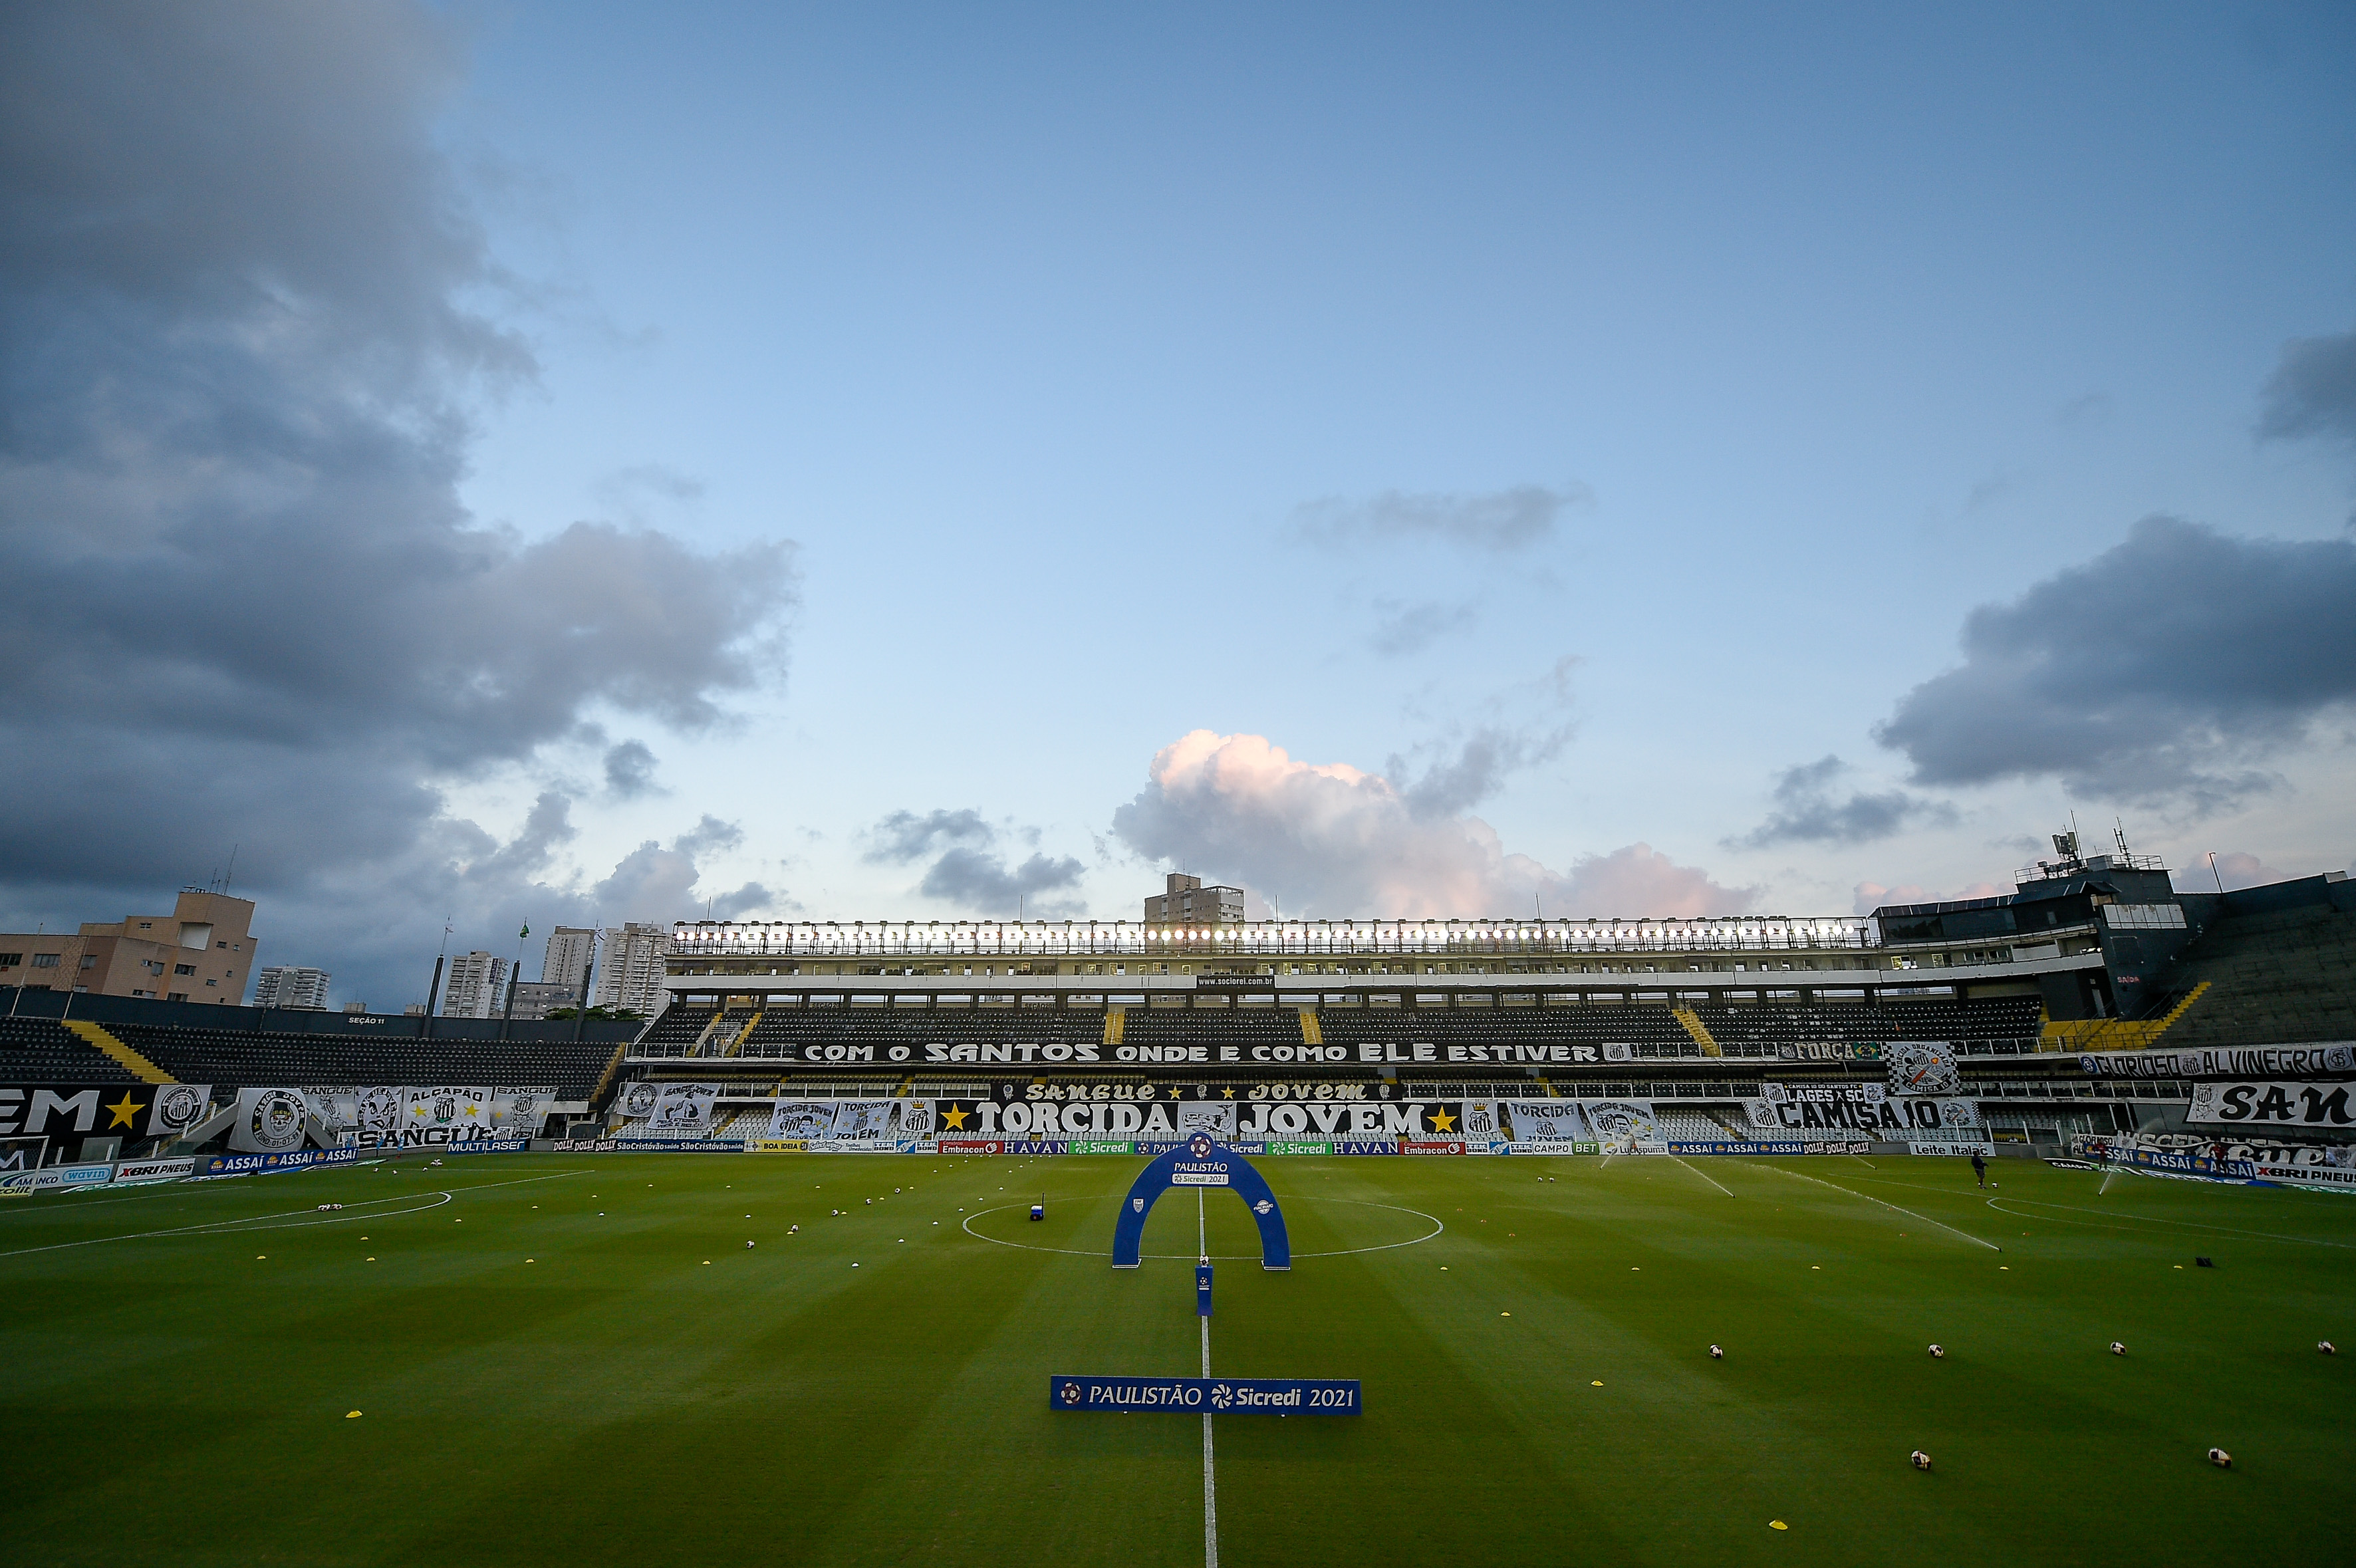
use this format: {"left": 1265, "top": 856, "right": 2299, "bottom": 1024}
{"left": 1873, "top": 517, "right": 2356, "bottom": 808}
{"left": 1736, "top": 755, "right": 1952, "bottom": 847}
{"left": 1292, "top": 483, "right": 1590, "bottom": 553}
{"left": 2259, "top": 327, "right": 2356, "bottom": 448}
{"left": 1852, "top": 880, "right": 2005, "bottom": 918}
{"left": 595, "top": 816, "right": 769, "bottom": 920}
{"left": 862, "top": 809, "right": 1085, "bottom": 917}
{"left": 602, "top": 739, "right": 662, "bottom": 799}
{"left": 2172, "top": 851, "right": 2292, "bottom": 894}
{"left": 0, "top": 5, "right": 795, "bottom": 1000}
{"left": 1110, "top": 729, "right": 1753, "bottom": 918}
{"left": 1368, "top": 597, "right": 1478, "bottom": 656}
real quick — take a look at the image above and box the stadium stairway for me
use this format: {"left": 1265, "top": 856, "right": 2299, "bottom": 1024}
{"left": 1103, "top": 1005, "right": 1124, "bottom": 1046}
{"left": 62, "top": 1019, "right": 173, "bottom": 1083}
{"left": 2041, "top": 982, "right": 2211, "bottom": 1055}
{"left": 0, "top": 1017, "right": 141, "bottom": 1083}
{"left": 725, "top": 1011, "right": 765, "bottom": 1056}
{"left": 2146, "top": 900, "right": 2356, "bottom": 1049}
{"left": 1297, "top": 1008, "right": 1322, "bottom": 1045}
{"left": 1668, "top": 1007, "right": 1721, "bottom": 1057}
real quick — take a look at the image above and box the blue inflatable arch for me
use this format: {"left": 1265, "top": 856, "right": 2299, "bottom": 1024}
{"left": 1112, "top": 1134, "right": 1290, "bottom": 1271}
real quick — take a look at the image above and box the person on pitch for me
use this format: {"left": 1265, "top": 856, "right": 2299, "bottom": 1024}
{"left": 1971, "top": 1149, "right": 1988, "bottom": 1189}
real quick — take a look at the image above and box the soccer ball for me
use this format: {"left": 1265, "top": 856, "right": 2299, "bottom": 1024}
{"left": 2208, "top": 1448, "right": 2231, "bottom": 1468}
{"left": 2110, "top": 1343, "right": 2127, "bottom": 1356}
{"left": 1928, "top": 1345, "right": 1946, "bottom": 1359}
{"left": 1910, "top": 1451, "right": 1931, "bottom": 1470}
{"left": 1708, "top": 1345, "right": 1724, "bottom": 1360}
{"left": 746, "top": 1241, "right": 755, "bottom": 1248}
{"left": 2321, "top": 1341, "right": 2337, "bottom": 1355}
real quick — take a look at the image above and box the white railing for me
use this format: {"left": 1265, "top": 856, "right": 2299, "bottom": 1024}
{"left": 664, "top": 916, "right": 1877, "bottom": 962}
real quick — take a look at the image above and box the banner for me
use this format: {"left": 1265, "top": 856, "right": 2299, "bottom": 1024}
{"left": 494, "top": 1089, "right": 552, "bottom": 1136}
{"left": 0, "top": 1084, "right": 189, "bottom": 1138}
{"left": 2080, "top": 1043, "right": 2355, "bottom": 1079}
{"left": 642, "top": 1083, "right": 721, "bottom": 1134}
{"left": 1670, "top": 1140, "right": 1807, "bottom": 1155}
{"left": 1051, "top": 1376, "right": 1361, "bottom": 1414}
{"left": 1749, "top": 1085, "right": 1980, "bottom": 1138}
{"left": 113, "top": 1156, "right": 194, "bottom": 1184}
{"left": 405, "top": 1086, "right": 493, "bottom": 1136}
{"left": 146, "top": 1083, "right": 211, "bottom": 1138}
{"left": 0, "top": 1162, "right": 116, "bottom": 1196}
{"left": 1886, "top": 1041, "right": 1964, "bottom": 1097}
{"left": 229, "top": 1087, "right": 309, "bottom": 1154}
{"left": 1496, "top": 1101, "right": 1591, "bottom": 1144}
{"left": 2187, "top": 1081, "right": 2356, "bottom": 1129}
{"left": 199, "top": 1147, "right": 359, "bottom": 1178}
{"left": 1581, "top": 1100, "right": 1664, "bottom": 1152}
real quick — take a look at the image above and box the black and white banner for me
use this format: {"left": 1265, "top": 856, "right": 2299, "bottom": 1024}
{"left": 2188, "top": 1081, "right": 2356, "bottom": 1128}
{"left": 1885, "top": 1040, "right": 1963, "bottom": 1097}
{"left": 2081, "top": 1043, "right": 2355, "bottom": 1080}
{"left": 633, "top": 1082, "right": 719, "bottom": 1133}
{"left": 1749, "top": 1083, "right": 1978, "bottom": 1137}
{"left": 229, "top": 1087, "right": 309, "bottom": 1154}
{"left": 764, "top": 1099, "right": 901, "bottom": 1141}
{"left": 0, "top": 1083, "right": 209, "bottom": 1139}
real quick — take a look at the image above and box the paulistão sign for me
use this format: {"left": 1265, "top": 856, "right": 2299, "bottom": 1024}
{"left": 1049, "top": 1376, "right": 1361, "bottom": 1414}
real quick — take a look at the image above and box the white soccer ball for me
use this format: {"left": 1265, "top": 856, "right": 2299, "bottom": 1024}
{"left": 2208, "top": 1448, "right": 2231, "bottom": 1468}
{"left": 2321, "top": 1341, "right": 2337, "bottom": 1355}
{"left": 746, "top": 1241, "right": 755, "bottom": 1248}
{"left": 2110, "top": 1343, "right": 2127, "bottom": 1356}
{"left": 1910, "top": 1451, "right": 1931, "bottom": 1470}
{"left": 1709, "top": 1345, "right": 1724, "bottom": 1359}
{"left": 1929, "top": 1345, "right": 1946, "bottom": 1359}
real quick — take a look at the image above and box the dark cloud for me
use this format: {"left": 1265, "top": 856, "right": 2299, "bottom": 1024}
{"left": 0, "top": 4, "right": 795, "bottom": 1001}
{"left": 1392, "top": 723, "right": 1573, "bottom": 821}
{"left": 603, "top": 740, "right": 661, "bottom": 799}
{"left": 595, "top": 817, "right": 769, "bottom": 920}
{"left": 1735, "top": 755, "right": 1952, "bottom": 847}
{"left": 1292, "top": 483, "right": 1590, "bottom": 553}
{"left": 2259, "top": 328, "right": 2356, "bottom": 447}
{"left": 1368, "top": 598, "right": 1478, "bottom": 656}
{"left": 1873, "top": 517, "right": 2356, "bottom": 808}
{"left": 863, "top": 810, "right": 1085, "bottom": 917}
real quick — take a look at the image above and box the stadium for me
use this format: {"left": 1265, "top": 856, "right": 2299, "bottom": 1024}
{"left": 5, "top": 848, "right": 2353, "bottom": 1565}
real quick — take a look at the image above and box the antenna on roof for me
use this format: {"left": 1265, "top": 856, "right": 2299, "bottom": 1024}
{"left": 221, "top": 844, "right": 238, "bottom": 896}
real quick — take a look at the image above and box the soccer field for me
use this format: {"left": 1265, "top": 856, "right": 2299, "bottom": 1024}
{"left": 3, "top": 1150, "right": 2351, "bottom": 1567}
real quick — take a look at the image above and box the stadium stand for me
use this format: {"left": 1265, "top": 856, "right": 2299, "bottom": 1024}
{"left": 0, "top": 1017, "right": 141, "bottom": 1083}
{"left": 2145, "top": 897, "right": 2356, "bottom": 1050}
{"left": 110, "top": 1021, "right": 625, "bottom": 1099}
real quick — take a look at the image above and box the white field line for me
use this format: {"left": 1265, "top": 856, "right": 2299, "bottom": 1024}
{"left": 1738, "top": 1161, "right": 2002, "bottom": 1251}
{"left": 1984, "top": 1196, "right": 2356, "bottom": 1249}
{"left": 1200, "top": 1314, "right": 1218, "bottom": 1568}
{"left": 0, "top": 1168, "right": 584, "bottom": 1260}
{"left": 1668, "top": 1156, "right": 1733, "bottom": 1196}
{"left": 960, "top": 1197, "right": 1442, "bottom": 1260}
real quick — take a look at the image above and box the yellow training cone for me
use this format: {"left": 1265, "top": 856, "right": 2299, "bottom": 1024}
{"left": 346, "top": 1411, "right": 362, "bottom": 1419}
{"left": 1769, "top": 1520, "right": 1788, "bottom": 1530}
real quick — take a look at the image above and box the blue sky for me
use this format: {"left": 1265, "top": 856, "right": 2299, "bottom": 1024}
{"left": 5, "top": 3, "right": 2353, "bottom": 1005}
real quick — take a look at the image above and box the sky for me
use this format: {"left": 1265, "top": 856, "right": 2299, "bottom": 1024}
{"left": 3, "top": 2, "right": 2354, "bottom": 1010}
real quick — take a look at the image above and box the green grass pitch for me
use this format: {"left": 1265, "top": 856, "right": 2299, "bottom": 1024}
{"left": 3, "top": 1150, "right": 2351, "bottom": 1566}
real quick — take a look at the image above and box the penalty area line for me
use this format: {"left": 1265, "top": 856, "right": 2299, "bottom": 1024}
{"left": 1739, "top": 1161, "right": 2002, "bottom": 1251}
